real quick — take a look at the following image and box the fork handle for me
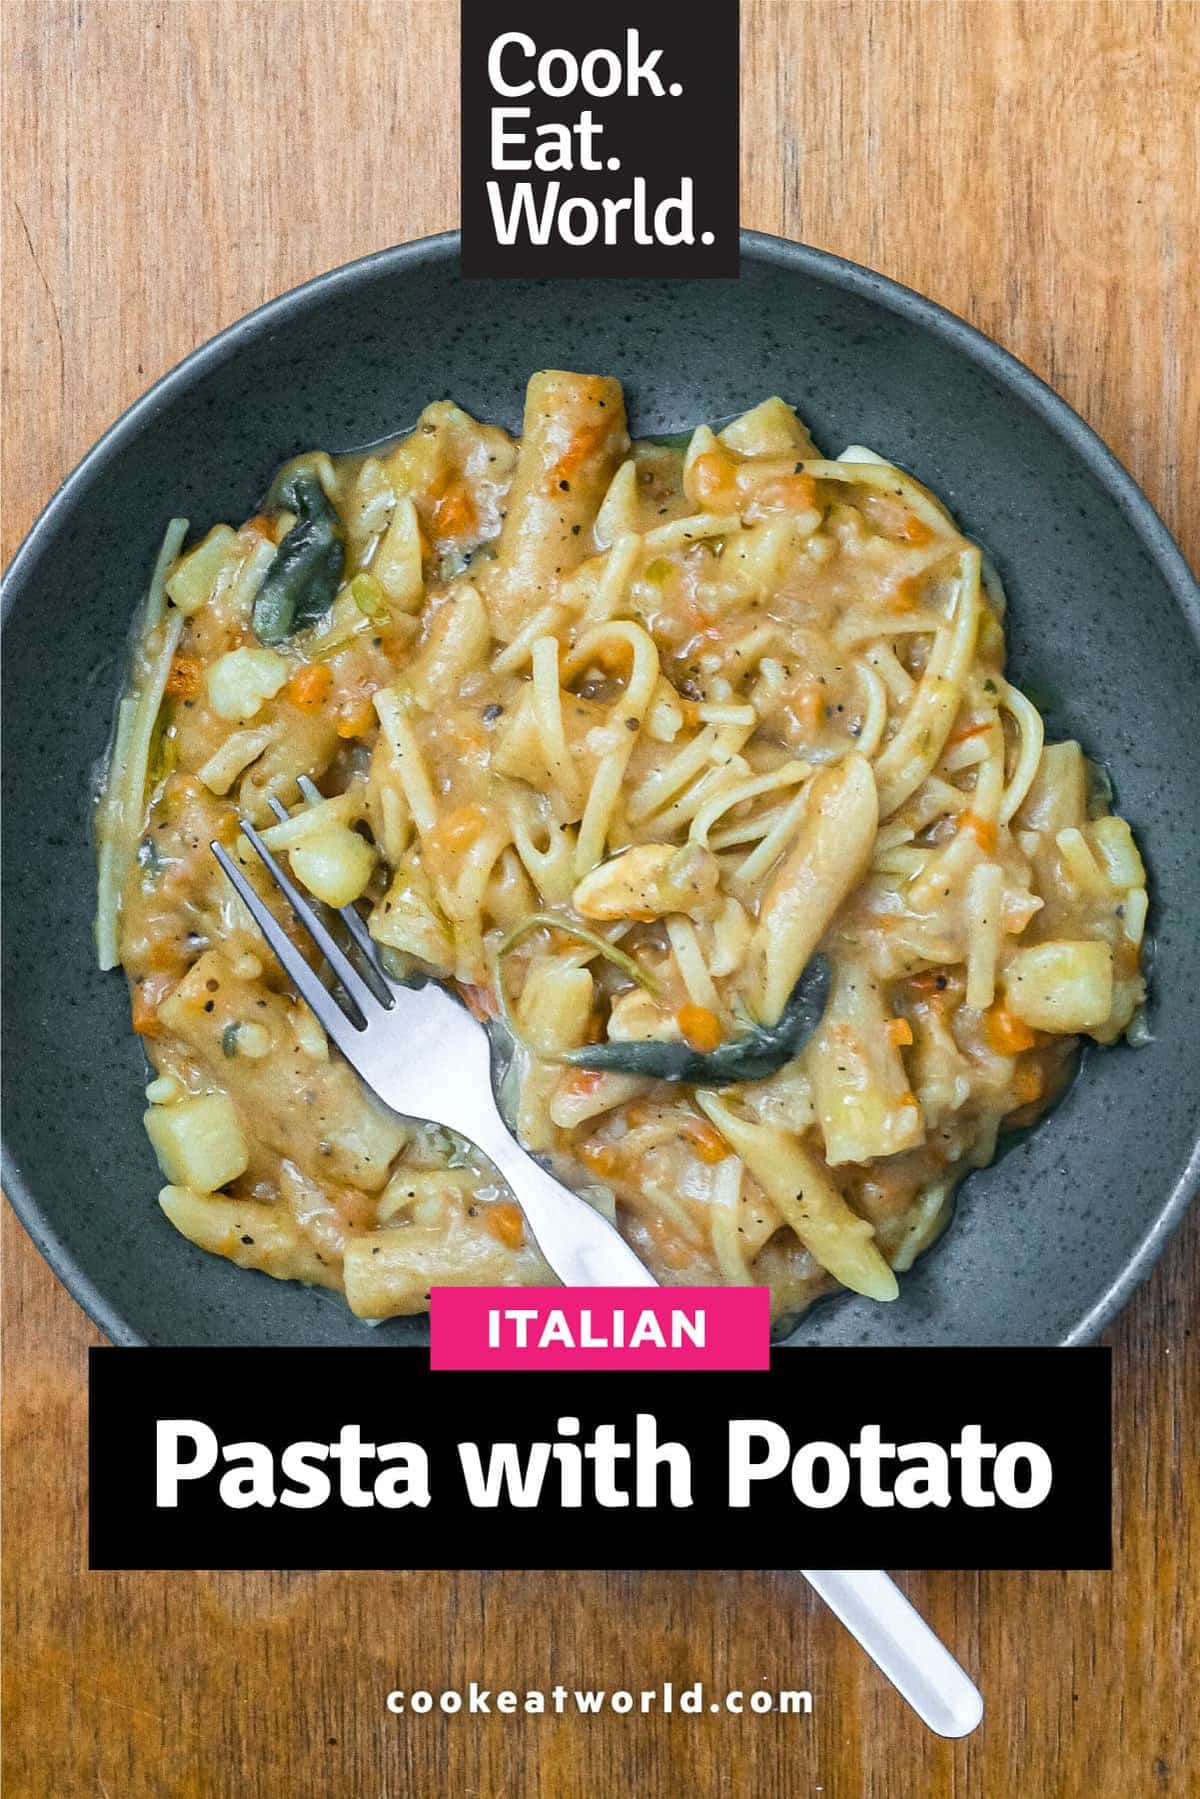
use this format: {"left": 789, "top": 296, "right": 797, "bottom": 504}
{"left": 474, "top": 1119, "right": 660, "bottom": 1288}
{"left": 800, "top": 1569, "right": 983, "bottom": 1737}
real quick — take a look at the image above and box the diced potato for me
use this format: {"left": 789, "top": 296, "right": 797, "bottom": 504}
{"left": 1003, "top": 940, "right": 1114, "bottom": 1034}
{"left": 1018, "top": 740, "right": 1087, "bottom": 836}
{"left": 207, "top": 647, "right": 290, "bottom": 722}
{"left": 157, "top": 950, "right": 406, "bottom": 1188}
{"left": 719, "top": 397, "right": 819, "bottom": 460}
{"left": 144, "top": 1093, "right": 249, "bottom": 1192}
{"left": 1091, "top": 815, "right": 1146, "bottom": 891}
{"left": 288, "top": 823, "right": 377, "bottom": 906}
{"left": 165, "top": 525, "right": 241, "bottom": 615}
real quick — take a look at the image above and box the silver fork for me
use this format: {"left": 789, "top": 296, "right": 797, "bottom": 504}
{"left": 209, "top": 783, "right": 657, "bottom": 1289}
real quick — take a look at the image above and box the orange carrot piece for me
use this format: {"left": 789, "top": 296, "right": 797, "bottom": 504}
{"left": 985, "top": 1004, "right": 1037, "bottom": 1055}
{"left": 335, "top": 694, "right": 378, "bottom": 739}
{"left": 747, "top": 471, "right": 817, "bottom": 513}
{"left": 429, "top": 803, "right": 489, "bottom": 857}
{"left": 677, "top": 1004, "right": 723, "bottom": 1053}
{"left": 432, "top": 480, "right": 477, "bottom": 540}
{"left": 286, "top": 662, "right": 333, "bottom": 710}
{"left": 164, "top": 655, "right": 203, "bottom": 699}
{"left": 577, "top": 1140, "right": 620, "bottom": 1178}
{"left": 886, "top": 575, "right": 922, "bottom": 614}
{"left": 690, "top": 449, "right": 738, "bottom": 505}
{"left": 682, "top": 1116, "right": 730, "bottom": 1164}
{"left": 131, "top": 973, "right": 173, "bottom": 1035}
{"left": 485, "top": 1201, "right": 526, "bottom": 1250}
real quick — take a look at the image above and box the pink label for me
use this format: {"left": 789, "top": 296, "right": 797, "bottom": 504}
{"left": 429, "top": 1287, "right": 770, "bottom": 1370}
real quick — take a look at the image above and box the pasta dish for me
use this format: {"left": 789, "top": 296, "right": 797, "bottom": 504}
{"left": 95, "top": 370, "right": 1148, "bottom": 1322}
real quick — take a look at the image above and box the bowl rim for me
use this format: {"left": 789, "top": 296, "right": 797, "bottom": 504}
{"left": 3, "top": 227, "right": 1198, "bottom": 1348}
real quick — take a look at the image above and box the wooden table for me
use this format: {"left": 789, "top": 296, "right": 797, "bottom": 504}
{"left": 4, "top": 3, "right": 1197, "bottom": 1792}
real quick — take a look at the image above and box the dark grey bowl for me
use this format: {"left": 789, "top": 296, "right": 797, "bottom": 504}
{"left": 3, "top": 231, "right": 1198, "bottom": 1347}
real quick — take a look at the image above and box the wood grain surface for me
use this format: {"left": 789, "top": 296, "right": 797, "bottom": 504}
{"left": 3, "top": 3, "right": 1198, "bottom": 1793}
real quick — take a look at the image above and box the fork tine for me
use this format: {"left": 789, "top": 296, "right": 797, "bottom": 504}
{"left": 236, "top": 818, "right": 385, "bottom": 1022}
{"left": 210, "top": 840, "right": 365, "bottom": 1054}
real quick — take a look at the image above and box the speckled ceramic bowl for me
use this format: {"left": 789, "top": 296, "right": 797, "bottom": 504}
{"left": 3, "top": 231, "right": 1198, "bottom": 1347}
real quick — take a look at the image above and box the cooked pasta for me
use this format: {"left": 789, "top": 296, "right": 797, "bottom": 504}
{"left": 96, "top": 373, "right": 1149, "bottom": 1323}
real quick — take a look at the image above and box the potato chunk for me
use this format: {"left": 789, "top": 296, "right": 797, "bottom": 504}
{"left": 289, "top": 824, "right": 377, "bottom": 906}
{"left": 144, "top": 1093, "right": 249, "bottom": 1192}
{"left": 165, "top": 525, "right": 241, "bottom": 615}
{"left": 207, "top": 647, "right": 289, "bottom": 721}
{"left": 1003, "top": 940, "right": 1114, "bottom": 1034}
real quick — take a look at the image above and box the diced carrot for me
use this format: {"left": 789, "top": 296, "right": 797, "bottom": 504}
{"left": 432, "top": 480, "right": 478, "bottom": 540}
{"left": 547, "top": 421, "right": 611, "bottom": 489}
{"left": 335, "top": 693, "right": 378, "bottom": 739}
{"left": 429, "top": 803, "right": 489, "bottom": 857}
{"left": 165, "top": 655, "right": 203, "bottom": 699}
{"left": 886, "top": 575, "right": 922, "bottom": 614}
{"left": 682, "top": 1116, "right": 730, "bottom": 1164}
{"left": 886, "top": 1017, "right": 914, "bottom": 1048}
{"left": 485, "top": 1201, "right": 526, "bottom": 1250}
{"left": 677, "top": 1004, "right": 723, "bottom": 1053}
{"left": 898, "top": 514, "right": 933, "bottom": 545}
{"left": 286, "top": 662, "right": 333, "bottom": 711}
{"left": 690, "top": 450, "right": 738, "bottom": 506}
{"left": 131, "top": 973, "right": 173, "bottom": 1035}
{"left": 985, "top": 1004, "right": 1037, "bottom": 1055}
{"left": 960, "top": 811, "right": 999, "bottom": 855}
{"left": 746, "top": 472, "right": 818, "bottom": 514}
{"left": 577, "top": 1140, "right": 620, "bottom": 1178}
